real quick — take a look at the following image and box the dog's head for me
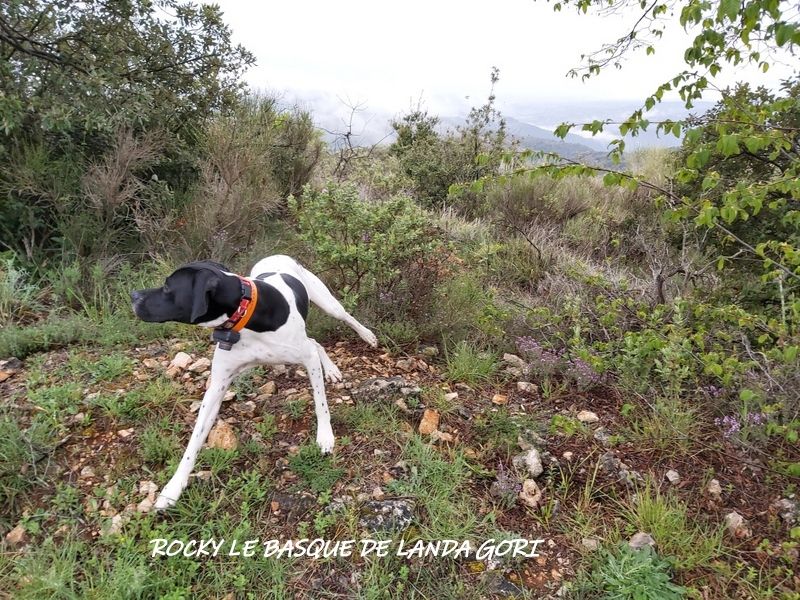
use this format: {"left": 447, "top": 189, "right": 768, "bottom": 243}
{"left": 131, "top": 261, "right": 232, "bottom": 325}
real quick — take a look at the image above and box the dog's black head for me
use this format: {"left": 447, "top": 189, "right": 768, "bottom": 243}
{"left": 131, "top": 261, "right": 237, "bottom": 325}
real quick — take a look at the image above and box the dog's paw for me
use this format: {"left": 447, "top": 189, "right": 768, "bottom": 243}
{"left": 153, "top": 493, "right": 177, "bottom": 511}
{"left": 153, "top": 482, "right": 184, "bottom": 511}
{"left": 361, "top": 329, "right": 378, "bottom": 348}
{"left": 316, "top": 430, "right": 335, "bottom": 454}
{"left": 324, "top": 364, "right": 343, "bottom": 383}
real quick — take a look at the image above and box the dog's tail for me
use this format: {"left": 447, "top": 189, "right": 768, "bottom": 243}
{"left": 295, "top": 262, "right": 378, "bottom": 348}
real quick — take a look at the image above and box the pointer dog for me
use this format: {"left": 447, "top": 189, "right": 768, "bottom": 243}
{"left": 131, "top": 255, "right": 377, "bottom": 510}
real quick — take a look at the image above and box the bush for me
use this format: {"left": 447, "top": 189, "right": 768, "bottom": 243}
{"left": 289, "top": 183, "right": 448, "bottom": 322}
{"left": 589, "top": 544, "right": 686, "bottom": 599}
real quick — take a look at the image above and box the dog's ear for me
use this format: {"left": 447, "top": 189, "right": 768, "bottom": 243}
{"left": 190, "top": 270, "right": 220, "bottom": 323}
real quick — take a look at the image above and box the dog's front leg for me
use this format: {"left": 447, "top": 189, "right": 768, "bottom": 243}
{"left": 154, "top": 356, "right": 240, "bottom": 510}
{"left": 302, "top": 342, "right": 335, "bottom": 453}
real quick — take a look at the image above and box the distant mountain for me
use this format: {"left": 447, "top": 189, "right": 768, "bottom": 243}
{"left": 290, "top": 92, "right": 713, "bottom": 164}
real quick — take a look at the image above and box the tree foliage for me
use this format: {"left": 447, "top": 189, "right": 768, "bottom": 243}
{"left": 534, "top": 0, "right": 800, "bottom": 308}
{"left": 390, "top": 68, "right": 507, "bottom": 207}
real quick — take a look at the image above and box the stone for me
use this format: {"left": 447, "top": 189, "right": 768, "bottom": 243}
{"left": 517, "top": 381, "right": 536, "bottom": 393}
{"left": 259, "top": 381, "right": 277, "bottom": 395}
{"left": 576, "top": 410, "right": 599, "bottom": 423}
{"left": 593, "top": 428, "right": 611, "bottom": 446}
{"left": 491, "top": 394, "right": 508, "bottom": 405}
{"left": 223, "top": 390, "right": 236, "bottom": 402}
{"left": 771, "top": 497, "right": 798, "bottom": 525}
{"left": 519, "top": 479, "right": 543, "bottom": 509}
{"left": 188, "top": 357, "right": 211, "bottom": 373}
{"left": 358, "top": 499, "right": 415, "bottom": 532}
{"left": 117, "top": 428, "right": 134, "bottom": 439}
{"left": 189, "top": 401, "right": 202, "bottom": 413}
{"left": 104, "top": 514, "right": 127, "bottom": 536}
{"left": 400, "top": 385, "right": 422, "bottom": 396}
{"left": 421, "top": 346, "right": 439, "bottom": 357}
{"left": 5, "top": 524, "right": 26, "bottom": 545}
{"left": 628, "top": 532, "right": 656, "bottom": 550}
{"left": 394, "top": 398, "right": 410, "bottom": 413}
{"left": 207, "top": 421, "right": 239, "bottom": 450}
{"left": 142, "top": 358, "right": 160, "bottom": 369}
{"left": 581, "top": 537, "right": 600, "bottom": 551}
{"left": 0, "top": 370, "right": 15, "bottom": 383}
{"left": 234, "top": 401, "right": 256, "bottom": 416}
{"left": 418, "top": 409, "right": 440, "bottom": 435}
{"left": 503, "top": 353, "right": 526, "bottom": 369}
{"left": 562, "top": 451, "right": 574, "bottom": 461}
{"left": 513, "top": 448, "right": 544, "bottom": 479}
{"left": 170, "top": 352, "right": 192, "bottom": 370}
{"left": 137, "top": 497, "right": 154, "bottom": 513}
{"left": 444, "top": 392, "right": 459, "bottom": 402}
{"left": 395, "top": 358, "right": 415, "bottom": 372}
{"left": 80, "top": 466, "right": 96, "bottom": 479}
{"left": 724, "top": 511, "right": 751, "bottom": 539}
{"left": 354, "top": 376, "right": 412, "bottom": 401}
{"left": 295, "top": 369, "right": 307, "bottom": 378}
{"left": 707, "top": 479, "right": 723, "bottom": 500}
{"left": 431, "top": 430, "right": 454, "bottom": 443}
{"left": 665, "top": 470, "right": 680, "bottom": 484}
{"left": 371, "top": 486, "right": 385, "bottom": 500}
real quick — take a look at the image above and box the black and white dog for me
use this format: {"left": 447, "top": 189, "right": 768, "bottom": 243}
{"left": 131, "top": 255, "right": 377, "bottom": 509}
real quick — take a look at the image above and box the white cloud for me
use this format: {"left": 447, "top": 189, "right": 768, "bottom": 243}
{"left": 212, "top": 0, "right": 796, "bottom": 119}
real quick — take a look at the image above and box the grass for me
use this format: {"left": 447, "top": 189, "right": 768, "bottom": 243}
{"left": 0, "top": 413, "right": 59, "bottom": 516}
{"left": 288, "top": 443, "right": 344, "bottom": 494}
{"left": 387, "top": 436, "right": 483, "bottom": 539}
{"left": 623, "top": 398, "right": 702, "bottom": 456}
{"left": 473, "top": 408, "right": 541, "bottom": 455}
{"left": 0, "top": 312, "right": 177, "bottom": 359}
{"left": 333, "top": 403, "right": 401, "bottom": 437}
{"left": 615, "top": 483, "right": 723, "bottom": 572}
{"left": 444, "top": 341, "right": 498, "bottom": 385}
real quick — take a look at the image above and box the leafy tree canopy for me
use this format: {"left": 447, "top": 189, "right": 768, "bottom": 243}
{"left": 0, "top": 0, "right": 254, "bottom": 153}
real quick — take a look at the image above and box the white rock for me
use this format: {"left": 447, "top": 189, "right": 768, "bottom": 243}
{"left": 5, "top": 524, "right": 26, "bottom": 545}
{"left": 503, "top": 353, "right": 526, "bottom": 369}
{"left": 170, "top": 352, "right": 193, "bottom": 370}
{"left": 576, "top": 410, "right": 599, "bottom": 423}
{"left": 519, "top": 479, "right": 543, "bottom": 509}
{"left": 117, "top": 428, "right": 134, "bottom": 439}
{"left": 724, "top": 511, "right": 751, "bottom": 539}
{"left": 444, "top": 392, "right": 459, "bottom": 402}
{"left": 581, "top": 537, "right": 600, "bottom": 551}
{"left": 513, "top": 448, "right": 544, "bottom": 478}
{"left": 628, "top": 532, "right": 656, "bottom": 550}
{"left": 517, "top": 381, "right": 537, "bottom": 393}
{"left": 188, "top": 357, "right": 211, "bottom": 373}
{"left": 80, "top": 466, "right": 96, "bottom": 479}
{"left": 189, "top": 401, "right": 202, "bottom": 413}
{"left": 665, "top": 470, "right": 680, "bottom": 484}
{"left": 707, "top": 478, "right": 723, "bottom": 499}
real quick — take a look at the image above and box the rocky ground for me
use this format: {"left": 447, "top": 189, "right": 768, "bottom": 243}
{"left": 1, "top": 337, "right": 798, "bottom": 598}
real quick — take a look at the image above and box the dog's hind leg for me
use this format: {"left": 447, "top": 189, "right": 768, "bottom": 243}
{"left": 301, "top": 340, "right": 335, "bottom": 453}
{"left": 154, "top": 352, "right": 244, "bottom": 510}
{"left": 298, "top": 267, "right": 378, "bottom": 348}
{"left": 313, "top": 340, "right": 342, "bottom": 383}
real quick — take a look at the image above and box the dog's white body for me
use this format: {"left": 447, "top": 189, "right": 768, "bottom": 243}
{"left": 154, "top": 255, "right": 377, "bottom": 510}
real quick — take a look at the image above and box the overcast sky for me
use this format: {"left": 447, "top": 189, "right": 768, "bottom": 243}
{"left": 212, "top": 0, "right": 796, "bottom": 120}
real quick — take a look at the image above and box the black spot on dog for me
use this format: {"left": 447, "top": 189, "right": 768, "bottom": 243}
{"left": 280, "top": 274, "right": 309, "bottom": 320}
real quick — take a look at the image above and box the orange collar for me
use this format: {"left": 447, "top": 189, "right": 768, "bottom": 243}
{"left": 218, "top": 276, "right": 259, "bottom": 332}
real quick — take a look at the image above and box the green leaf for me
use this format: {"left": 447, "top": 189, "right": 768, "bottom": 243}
{"left": 718, "top": 0, "right": 739, "bottom": 22}
{"left": 717, "top": 134, "right": 740, "bottom": 157}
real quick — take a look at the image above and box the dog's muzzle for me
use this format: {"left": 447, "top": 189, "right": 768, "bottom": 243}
{"left": 130, "top": 290, "right": 145, "bottom": 317}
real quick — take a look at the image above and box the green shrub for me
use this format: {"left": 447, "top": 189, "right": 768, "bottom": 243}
{"left": 289, "top": 183, "right": 447, "bottom": 321}
{"left": 444, "top": 341, "right": 498, "bottom": 384}
{"left": 589, "top": 544, "right": 686, "bottom": 599}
